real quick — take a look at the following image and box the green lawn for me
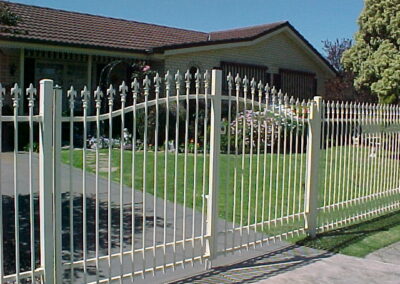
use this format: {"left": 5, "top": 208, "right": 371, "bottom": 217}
{"left": 61, "top": 145, "right": 400, "bottom": 244}
{"left": 62, "top": 148, "right": 309, "bottom": 236}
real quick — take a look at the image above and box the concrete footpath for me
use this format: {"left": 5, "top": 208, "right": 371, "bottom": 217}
{"left": 366, "top": 241, "right": 400, "bottom": 265}
{"left": 172, "top": 242, "right": 400, "bottom": 284}
{"left": 260, "top": 244, "right": 400, "bottom": 284}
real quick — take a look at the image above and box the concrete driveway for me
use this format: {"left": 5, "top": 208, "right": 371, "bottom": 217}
{"left": 0, "top": 152, "right": 263, "bottom": 283}
{"left": 0, "top": 152, "right": 208, "bottom": 282}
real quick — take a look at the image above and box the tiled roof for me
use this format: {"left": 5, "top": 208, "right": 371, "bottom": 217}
{"left": 0, "top": 1, "right": 286, "bottom": 52}
{"left": 209, "top": 22, "right": 286, "bottom": 41}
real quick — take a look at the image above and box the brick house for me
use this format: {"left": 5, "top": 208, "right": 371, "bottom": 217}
{"left": 1, "top": 1, "right": 336, "bottom": 113}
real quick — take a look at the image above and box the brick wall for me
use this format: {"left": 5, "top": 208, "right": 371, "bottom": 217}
{"left": 164, "top": 32, "right": 333, "bottom": 97}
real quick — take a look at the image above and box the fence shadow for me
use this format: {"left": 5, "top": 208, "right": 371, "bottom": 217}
{"left": 170, "top": 244, "right": 333, "bottom": 284}
{"left": 296, "top": 210, "right": 400, "bottom": 254}
{"left": 1, "top": 193, "right": 167, "bottom": 278}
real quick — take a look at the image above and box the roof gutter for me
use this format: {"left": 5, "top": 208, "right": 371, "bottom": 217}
{"left": 0, "top": 35, "right": 149, "bottom": 57}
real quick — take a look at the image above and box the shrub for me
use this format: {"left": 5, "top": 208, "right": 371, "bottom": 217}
{"left": 228, "top": 109, "right": 308, "bottom": 154}
{"left": 23, "top": 141, "right": 39, "bottom": 152}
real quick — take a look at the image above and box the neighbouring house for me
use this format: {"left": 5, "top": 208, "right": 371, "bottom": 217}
{"left": 1, "top": 1, "right": 336, "bottom": 111}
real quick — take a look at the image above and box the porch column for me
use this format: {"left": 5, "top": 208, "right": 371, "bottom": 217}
{"left": 270, "top": 73, "right": 274, "bottom": 87}
{"left": 87, "top": 55, "right": 93, "bottom": 115}
{"left": 19, "top": 48, "right": 25, "bottom": 115}
{"left": 87, "top": 54, "right": 92, "bottom": 91}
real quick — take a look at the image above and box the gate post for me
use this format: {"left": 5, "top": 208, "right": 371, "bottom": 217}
{"left": 53, "top": 85, "right": 63, "bottom": 283}
{"left": 305, "top": 96, "right": 323, "bottom": 238}
{"left": 39, "top": 79, "right": 55, "bottom": 283}
{"left": 206, "top": 69, "right": 222, "bottom": 267}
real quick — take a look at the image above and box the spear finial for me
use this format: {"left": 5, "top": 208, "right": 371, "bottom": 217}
{"left": 11, "top": 83, "right": 21, "bottom": 108}
{"left": 81, "top": 86, "right": 90, "bottom": 109}
{"left": 119, "top": 81, "right": 128, "bottom": 103}
{"left": 26, "top": 83, "right": 37, "bottom": 108}
{"left": 94, "top": 86, "right": 103, "bottom": 109}
{"left": 107, "top": 84, "right": 115, "bottom": 106}
{"left": 242, "top": 75, "right": 249, "bottom": 90}
{"left": 195, "top": 69, "right": 201, "bottom": 90}
{"left": 143, "top": 75, "right": 151, "bottom": 95}
{"left": 250, "top": 77, "right": 257, "bottom": 93}
{"left": 234, "top": 73, "right": 241, "bottom": 91}
{"left": 131, "top": 78, "right": 140, "bottom": 99}
{"left": 227, "top": 72, "right": 233, "bottom": 92}
{"left": 164, "top": 71, "right": 172, "bottom": 92}
{"left": 184, "top": 69, "right": 191, "bottom": 89}
{"left": 154, "top": 73, "right": 162, "bottom": 89}
{"left": 67, "top": 86, "right": 77, "bottom": 110}
{"left": 204, "top": 70, "right": 210, "bottom": 89}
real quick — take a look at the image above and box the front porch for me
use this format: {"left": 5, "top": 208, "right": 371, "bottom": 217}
{"left": 0, "top": 45, "right": 163, "bottom": 151}
{"left": 0, "top": 45, "right": 164, "bottom": 114}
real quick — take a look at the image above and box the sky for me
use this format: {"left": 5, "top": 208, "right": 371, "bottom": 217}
{"left": 10, "top": 0, "right": 365, "bottom": 54}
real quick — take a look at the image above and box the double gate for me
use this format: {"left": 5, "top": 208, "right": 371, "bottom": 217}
{"left": 1, "top": 69, "right": 400, "bottom": 283}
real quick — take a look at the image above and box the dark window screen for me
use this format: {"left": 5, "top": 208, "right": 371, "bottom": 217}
{"left": 221, "top": 61, "right": 269, "bottom": 93}
{"left": 279, "top": 68, "right": 317, "bottom": 99}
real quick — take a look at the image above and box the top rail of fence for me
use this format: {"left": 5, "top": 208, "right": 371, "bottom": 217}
{"left": 1, "top": 70, "right": 315, "bottom": 123}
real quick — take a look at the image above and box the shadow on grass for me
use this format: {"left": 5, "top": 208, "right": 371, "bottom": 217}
{"left": 296, "top": 210, "right": 400, "bottom": 257}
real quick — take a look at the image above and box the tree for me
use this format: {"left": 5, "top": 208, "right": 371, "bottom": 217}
{"left": 342, "top": 0, "right": 400, "bottom": 104}
{"left": 323, "top": 39, "right": 375, "bottom": 103}
{"left": 323, "top": 38, "right": 352, "bottom": 73}
{"left": 0, "top": 1, "right": 19, "bottom": 26}
{"left": 323, "top": 39, "right": 354, "bottom": 101}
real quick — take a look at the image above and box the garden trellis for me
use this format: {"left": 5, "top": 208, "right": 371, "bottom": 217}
{"left": 0, "top": 69, "right": 400, "bottom": 283}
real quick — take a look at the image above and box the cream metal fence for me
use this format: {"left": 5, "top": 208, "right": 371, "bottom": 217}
{"left": 0, "top": 69, "right": 399, "bottom": 283}
{"left": 318, "top": 101, "right": 400, "bottom": 231}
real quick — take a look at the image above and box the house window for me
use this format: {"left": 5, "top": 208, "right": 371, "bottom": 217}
{"left": 221, "top": 61, "right": 270, "bottom": 93}
{"left": 35, "top": 61, "right": 87, "bottom": 112}
{"left": 278, "top": 68, "right": 317, "bottom": 100}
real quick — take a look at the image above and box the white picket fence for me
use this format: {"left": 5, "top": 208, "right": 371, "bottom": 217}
{"left": 0, "top": 69, "right": 400, "bottom": 283}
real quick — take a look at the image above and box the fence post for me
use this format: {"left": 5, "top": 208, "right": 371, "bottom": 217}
{"left": 53, "top": 85, "right": 63, "bottom": 283}
{"left": 206, "top": 68, "right": 222, "bottom": 267}
{"left": 39, "top": 79, "right": 55, "bottom": 283}
{"left": 305, "top": 96, "right": 323, "bottom": 238}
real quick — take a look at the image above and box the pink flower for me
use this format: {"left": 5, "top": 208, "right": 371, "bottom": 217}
{"left": 142, "top": 65, "right": 150, "bottom": 72}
